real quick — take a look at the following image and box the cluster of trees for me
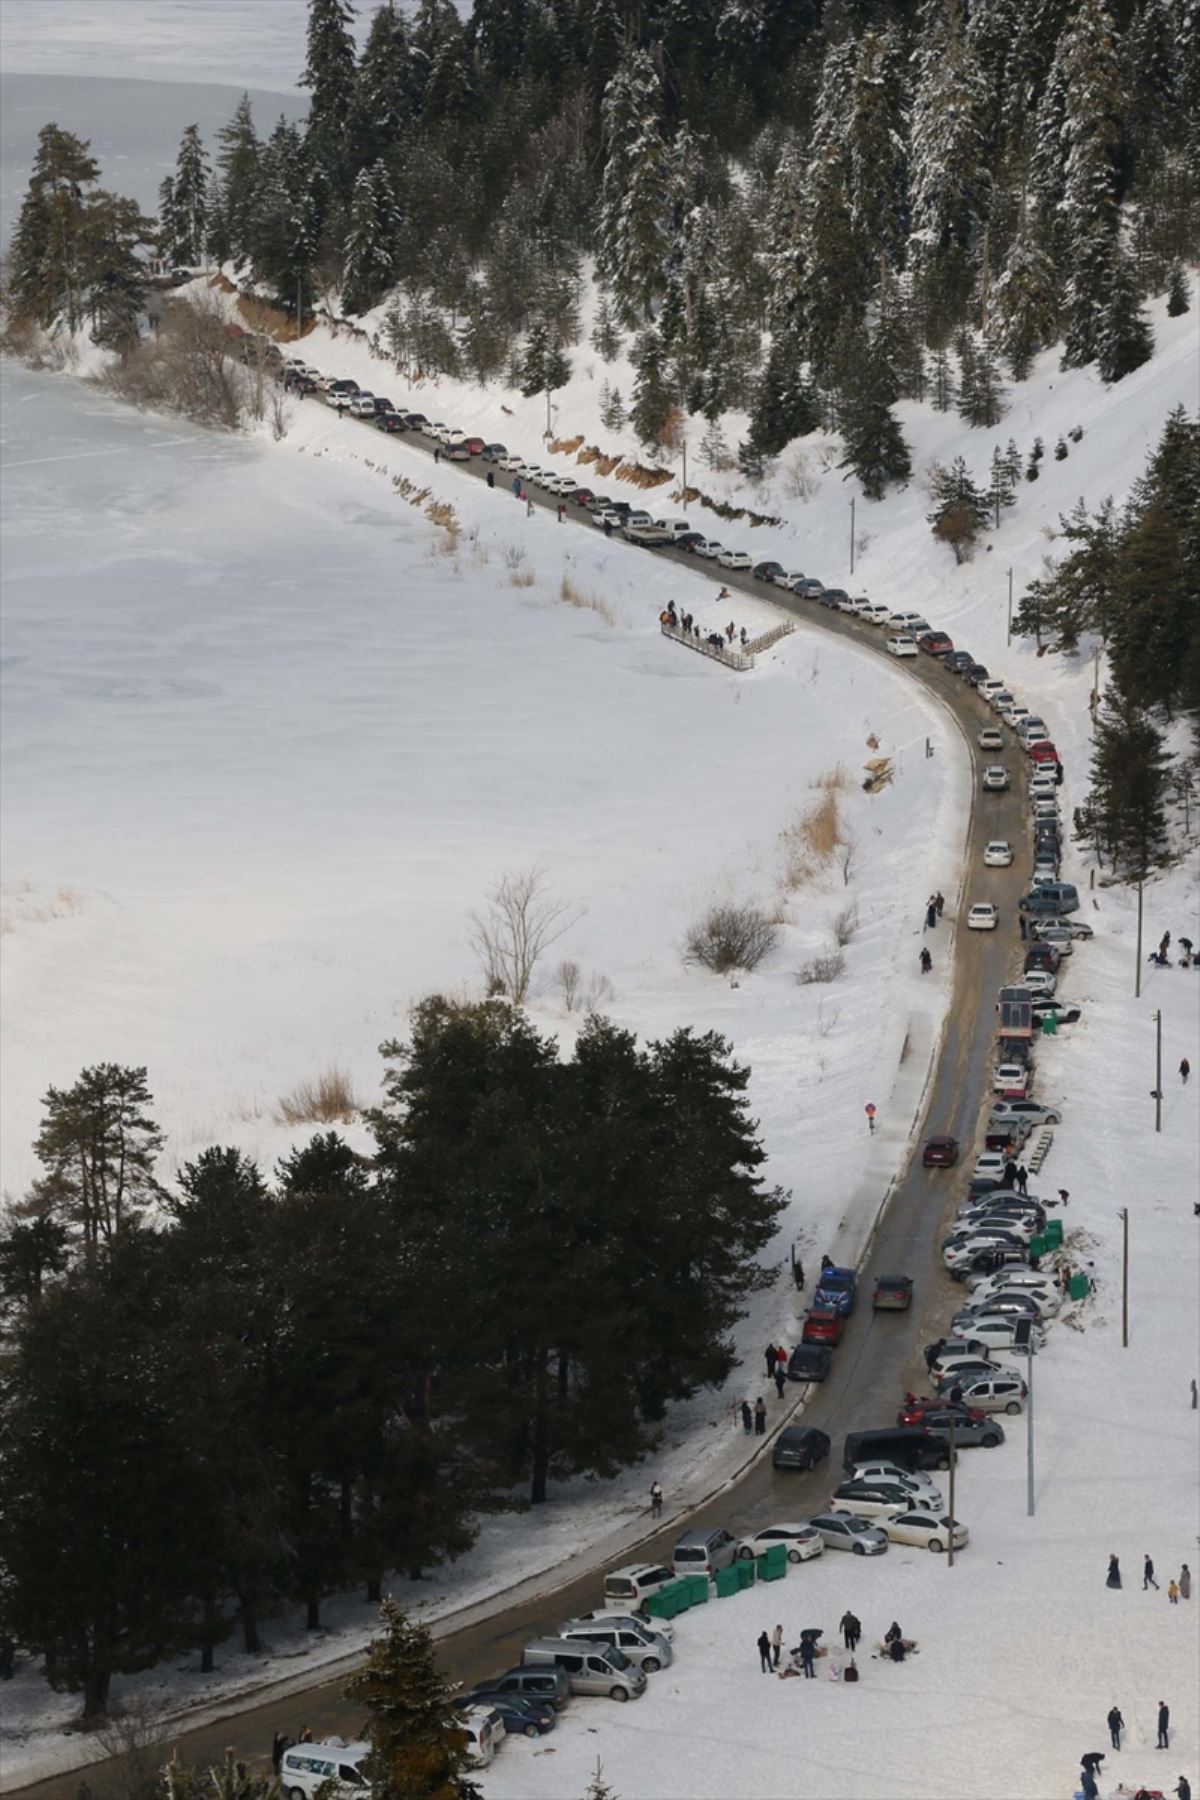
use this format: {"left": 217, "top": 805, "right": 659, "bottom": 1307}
{"left": 0, "top": 1004, "right": 784, "bottom": 1718}
{"left": 1008, "top": 409, "right": 1200, "bottom": 872}
{"left": 11, "top": 0, "right": 1195, "bottom": 492}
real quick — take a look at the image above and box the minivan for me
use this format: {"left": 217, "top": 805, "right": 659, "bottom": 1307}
{"left": 558, "top": 1619, "right": 673, "bottom": 1672}
{"left": 602, "top": 1563, "right": 676, "bottom": 1612}
{"left": 279, "top": 1743, "right": 368, "bottom": 1800}
{"left": 1030, "top": 880, "right": 1079, "bottom": 912}
{"left": 672, "top": 1526, "right": 737, "bottom": 1578}
{"left": 522, "top": 1637, "right": 646, "bottom": 1701}
{"left": 456, "top": 1706, "right": 502, "bottom": 1768}
{"left": 842, "top": 1427, "right": 954, "bottom": 1472}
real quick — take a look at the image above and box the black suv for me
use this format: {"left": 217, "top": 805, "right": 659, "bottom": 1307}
{"left": 772, "top": 1426, "right": 831, "bottom": 1472}
{"left": 786, "top": 1344, "right": 833, "bottom": 1383}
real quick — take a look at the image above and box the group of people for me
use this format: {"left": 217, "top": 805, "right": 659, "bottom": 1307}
{"left": 270, "top": 1727, "right": 313, "bottom": 1773}
{"left": 755, "top": 1616, "right": 908, "bottom": 1683}
{"left": 764, "top": 1340, "right": 792, "bottom": 1396}
{"left": 1147, "top": 930, "right": 1196, "bottom": 970}
{"left": 739, "top": 1396, "right": 771, "bottom": 1434}
{"left": 924, "top": 892, "right": 947, "bottom": 930}
{"left": 658, "top": 600, "right": 749, "bottom": 654}
{"left": 1107, "top": 1554, "right": 1190, "bottom": 1600}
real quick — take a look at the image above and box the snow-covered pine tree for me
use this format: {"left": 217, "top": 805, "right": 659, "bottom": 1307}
{"left": 544, "top": 338, "right": 572, "bottom": 394}
{"left": 955, "top": 330, "right": 979, "bottom": 421}
{"left": 598, "top": 381, "right": 626, "bottom": 431}
{"left": 8, "top": 124, "right": 102, "bottom": 329}
{"left": 798, "top": 42, "right": 866, "bottom": 370}
{"left": 1096, "top": 248, "right": 1155, "bottom": 381}
{"left": 987, "top": 443, "right": 1018, "bottom": 525}
{"left": 1052, "top": 0, "right": 1125, "bottom": 368}
{"left": 763, "top": 137, "right": 807, "bottom": 330}
{"left": 216, "top": 94, "right": 261, "bottom": 265}
{"left": 346, "top": 1599, "right": 482, "bottom": 1800}
{"left": 838, "top": 331, "right": 913, "bottom": 500}
{"left": 343, "top": 163, "right": 394, "bottom": 314}
{"left": 630, "top": 325, "right": 672, "bottom": 448}
{"left": 597, "top": 47, "right": 672, "bottom": 327}
{"left": 420, "top": 1, "right": 476, "bottom": 119}
{"left": 846, "top": 29, "right": 908, "bottom": 275}
{"left": 965, "top": 336, "right": 1006, "bottom": 426}
{"left": 1166, "top": 260, "right": 1190, "bottom": 314}
{"left": 591, "top": 295, "right": 621, "bottom": 361}
{"left": 352, "top": 0, "right": 411, "bottom": 168}
{"left": 930, "top": 347, "right": 956, "bottom": 411}
{"left": 519, "top": 318, "right": 549, "bottom": 397}
{"left": 737, "top": 438, "right": 766, "bottom": 483}
{"left": 204, "top": 172, "right": 230, "bottom": 264}
{"left": 700, "top": 415, "right": 730, "bottom": 470}
{"left": 301, "top": 0, "right": 359, "bottom": 193}
{"left": 166, "top": 125, "right": 209, "bottom": 266}
{"left": 928, "top": 455, "right": 990, "bottom": 558}
{"left": 747, "top": 337, "right": 820, "bottom": 456}
{"left": 993, "top": 202, "right": 1059, "bottom": 378}
{"left": 907, "top": 0, "right": 991, "bottom": 341}
{"left": 157, "top": 175, "right": 180, "bottom": 264}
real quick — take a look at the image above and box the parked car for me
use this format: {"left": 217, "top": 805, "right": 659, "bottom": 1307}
{"left": 820, "top": 587, "right": 850, "bottom": 608}
{"left": 468, "top": 1667, "right": 570, "bottom": 1712}
{"left": 829, "top": 1480, "right": 935, "bottom": 1517}
{"left": 557, "top": 1619, "right": 672, "bottom": 1674}
{"left": 675, "top": 531, "right": 706, "bottom": 551}
{"left": 872, "top": 1275, "right": 913, "bottom": 1310}
{"left": 929, "top": 1352, "right": 1005, "bottom": 1386}
{"left": 481, "top": 443, "right": 508, "bottom": 461}
{"left": 717, "top": 549, "right": 753, "bottom": 569}
{"left": 842, "top": 1426, "right": 954, "bottom": 1473}
{"left": 1031, "top": 917, "right": 1091, "bottom": 940}
{"left": 1025, "top": 944, "right": 1062, "bottom": 974}
{"left": 671, "top": 1527, "right": 737, "bottom": 1579}
{"left": 981, "top": 766, "right": 1010, "bottom": 791}
{"left": 804, "top": 1513, "right": 890, "bottom": 1555}
{"left": 753, "top": 561, "right": 786, "bottom": 583}
{"left": 444, "top": 442, "right": 471, "bottom": 460}
{"left": 944, "top": 651, "right": 975, "bottom": 672}
{"left": 569, "top": 488, "right": 596, "bottom": 506}
{"left": 796, "top": 579, "right": 826, "bottom": 598}
{"left": 994, "top": 1063, "right": 1030, "bottom": 1096}
{"left": 778, "top": 571, "right": 807, "bottom": 590}
{"left": 984, "top": 841, "right": 1013, "bottom": 866}
{"left": 964, "top": 663, "right": 990, "bottom": 687}
{"left": 375, "top": 412, "right": 407, "bottom": 433}
{"left": 972, "top": 1151, "right": 1007, "bottom": 1181}
{"left": 952, "top": 1244, "right": 1031, "bottom": 1281}
{"left": 693, "top": 539, "right": 726, "bottom": 559}
{"left": 521, "top": 1637, "right": 646, "bottom": 1702}
{"left": 969, "top": 1279, "right": 1060, "bottom": 1316}
{"left": 860, "top": 602, "right": 892, "bottom": 624}
{"left": 967, "top": 903, "right": 999, "bottom": 930}
{"left": 498, "top": 453, "right": 527, "bottom": 471}
{"left": 991, "top": 1099, "right": 1063, "bottom": 1124}
{"left": 602, "top": 1564, "right": 677, "bottom": 1613}
{"left": 786, "top": 1343, "right": 833, "bottom": 1382}
{"left": 1023, "top": 969, "right": 1057, "bottom": 995}
{"left": 813, "top": 1266, "right": 857, "bottom": 1314}
{"left": 846, "top": 1463, "right": 944, "bottom": 1504}
{"left": 1032, "top": 997, "right": 1082, "bottom": 1025}
{"left": 886, "top": 634, "right": 919, "bottom": 657}
{"left": 922, "top": 1135, "right": 960, "bottom": 1167}
{"left": 977, "top": 727, "right": 1005, "bottom": 751}
{"left": 1029, "top": 741, "right": 1060, "bottom": 765}
{"left": 888, "top": 611, "right": 932, "bottom": 634}
{"left": 918, "top": 631, "right": 954, "bottom": 656}
{"left": 452, "top": 1693, "right": 555, "bottom": 1738}
{"left": 736, "top": 1523, "right": 824, "bottom": 1563}
{"left": 896, "top": 1405, "right": 1004, "bottom": 1448}
{"left": 347, "top": 394, "right": 379, "bottom": 417}
{"left": 879, "top": 1511, "right": 969, "bottom": 1553}
{"left": 802, "top": 1307, "right": 846, "bottom": 1345}
{"left": 772, "top": 1426, "right": 831, "bottom": 1471}
{"left": 957, "top": 1316, "right": 1045, "bottom": 1353}
{"left": 279, "top": 1742, "right": 369, "bottom": 1799}
{"left": 940, "top": 1374, "right": 1027, "bottom": 1413}
{"left": 576, "top": 1605, "right": 674, "bottom": 1642}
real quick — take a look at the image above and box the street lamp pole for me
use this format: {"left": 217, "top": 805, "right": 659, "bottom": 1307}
{"left": 681, "top": 433, "right": 688, "bottom": 512}
{"left": 1154, "top": 1009, "right": 1163, "bottom": 1133}
{"left": 947, "top": 1413, "right": 957, "bottom": 1567}
{"left": 1135, "top": 878, "right": 1144, "bottom": 998}
{"left": 849, "top": 497, "right": 856, "bottom": 576}
{"left": 1120, "top": 1207, "right": 1129, "bottom": 1348}
{"left": 1006, "top": 567, "right": 1013, "bottom": 645}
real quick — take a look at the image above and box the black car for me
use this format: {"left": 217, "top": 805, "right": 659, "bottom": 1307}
{"left": 481, "top": 443, "right": 508, "bottom": 461}
{"left": 818, "top": 587, "right": 847, "bottom": 608}
{"left": 964, "top": 663, "right": 990, "bottom": 686}
{"left": 453, "top": 1693, "right": 555, "bottom": 1738}
{"left": 944, "top": 651, "right": 975, "bottom": 673}
{"left": 371, "top": 396, "right": 397, "bottom": 414}
{"left": 375, "top": 412, "right": 407, "bottom": 433}
{"left": 286, "top": 374, "right": 318, "bottom": 395}
{"left": 677, "top": 532, "right": 707, "bottom": 551}
{"left": 400, "top": 412, "right": 429, "bottom": 428}
{"left": 327, "top": 378, "right": 360, "bottom": 395}
{"left": 772, "top": 1425, "right": 831, "bottom": 1471}
{"left": 786, "top": 1344, "right": 833, "bottom": 1383}
{"left": 753, "top": 560, "right": 785, "bottom": 583}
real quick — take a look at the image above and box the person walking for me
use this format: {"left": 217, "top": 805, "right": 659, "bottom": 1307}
{"left": 486, "top": 469, "right": 495, "bottom": 489}
{"left": 1145, "top": 1554, "right": 1160, "bottom": 1590}
{"left": 1179, "top": 1564, "right": 1191, "bottom": 1599}
{"left": 433, "top": 446, "right": 441, "bottom": 465}
{"left": 1016, "top": 1165, "right": 1029, "bottom": 1194}
{"left": 556, "top": 502, "right": 565, "bottom": 523}
{"left": 935, "top": 891, "right": 945, "bottom": 917}
{"left": 1158, "top": 1701, "right": 1171, "bottom": 1748}
{"left": 740, "top": 1399, "right": 753, "bottom": 1434}
{"left": 925, "top": 900, "right": 938, "bottom": 930}
{"left": 771, "top": 1624, "right": 784, "bottom": 1669}
{"left": 757, "top": 1630, "right": 772, "bottom": 1674}
{"left": 649, "top": 1480, "right": 663, "bottom": 1518}
{"left": 773, "top": 1363, "right": 786, "bottom": 1400}
{"left": 839, "top": 1610, "right": 861, "bottom": 1652}
{"left": 793, "top": 1257, "right": 805, "bottom": 1291}
{"left": 511, "top": 475, "right": 520, "bottom": 495}
{"left": 920, "top": 947, "right": 933, "bottom": 974}
{"left": 526, "top": 497, "right": 534, "bottom": 517}
{"left": 1175, "top": 1775, "right": 1191, "bottom": 1800}
{"left": 1108, "top": 1705, "right": 1125, "bottom": 1748}
{"left": 800, "top": 1638, "right": 816, "bottom": 1679}
{"left": 1168, "top": 1579, "right": 1180, "bottom": 1603}
{"left": 271, "top": 1733, "right": 289, "bottom": 1776}
{"left": 1181, "top": 1058, "right": 1191, "bottom": 1083}
{"left": 765, "top": 1343, "right": 779, "bottom": 1377}
{"left": 754, "top": 1396, "right": 767, "bottom": 1435}
{"left": 603, "top": 516, "right": 612, "bottom": 538}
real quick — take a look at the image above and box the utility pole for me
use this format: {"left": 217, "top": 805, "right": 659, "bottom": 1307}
{"left": 1006, "top": 567, "right": 1013, "bottom": 645}
{"left": 1119, "top": 1208, "right": 1129, "bottom": 1348}
{"left": 1154, "top": 1009, "right": 1163, "bottom": 1133}
{"left": 849, "top": 497, "right": 856, "bottom": 576}
{"left": 681, "top": 433, "right": 688, "bottom": 512}
{"left": 297, "top": 278, "right": 303, "bottom": 338}
{"left": 545, "top": 386, "right": 552, "bottom": 438}
{"left": 947, "top": 1414, "right": 957, "bottom": 1567}
{"left": 1135, "top": 879, "right": 1144, "bottom": 998}
{"left": 1014, "top": 1317, "right": 1035, "bottom": 1516}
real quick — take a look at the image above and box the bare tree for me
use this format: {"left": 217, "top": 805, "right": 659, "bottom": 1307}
{"left": 555, "top": 958, "right": 582, "bottom": 1011}
{"left": 837, "top": 831, "right": 858, "bottom": 887}
{"left": 470, "top": 866, "right": 580, "bottom": 1003}
{"left": 92, "top": 1696, "right": 172, "bottom": 1800}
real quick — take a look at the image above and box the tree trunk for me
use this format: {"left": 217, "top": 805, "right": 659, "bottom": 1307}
{"left": 240, "top": 1601, "right": 262, "bottom": 1656}
{"left": 200, "top": 1591, "right": 218, "bottom": 1673}
{"left": 83, "top": 1662, "right": 111, "bottom": 1719}
{"left": 530, "top": 1348, "right": 550, "bottom": 1505}
{"left": 366, "top": 1577, "right": 381, "bottom": 1604}
{"left": 305, "top": 1595, "right": 321, "bottom": 1631}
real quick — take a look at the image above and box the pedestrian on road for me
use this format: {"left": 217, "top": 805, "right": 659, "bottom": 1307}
{"left": 604, "top": 517, "right": 612, "bottom": 537}
{"left": 740, "top": 1399, "right": 753, "bottom": 1434}
{"left": 757, "top": 1630, "right": 772, "bottom": 1673}
{"left": 765, "top": 1343, "right": 779, "bottom": 1377}
{"left": 1108, "top": 1705, "right": 1125, "bottom": 1748}
{"left": 1179, "top": 1564, "right": 1191, "bottom": 1599}
{"left": 650, "top": 1480, "right": 663, "bottom": 1518}
{"left": 754, "top": 1396, "right": 767, "bottom": 1435}
{"left": 800, "top": 1639, "right": 816, "bottom": 1679}
{"left": 1080, "top": 1768, "right": 1098, "bottom": 1800}
{"left": 1020, "top": 915, "right": 1028, "bottom": 940}
{"left": 1058, "top": 1189, "right": 1070, "bottom": 1207}
{"left": 526, "top": 497, "right": 534, "bottom": 517}
{"left": 557, "top": 503, "right": 565, "bottom": 522}
{"left": 1158, "top": 1701, "right": 1171, "bottom": 1748}
{"left": 1168, "top": 1579, "right": 1180, "bottom": 1603}
{"left": 1107, "top": 1555, "right": 1122, "bottom": 1589}
{"left": 771, "top": 1624, "right": 784, "bottom": 1669}
{"left": 486, "top": 470, "right": 495, "bottom": 488}
{"left": 773, "top": 1365, "right": 786, "bottom": 1399}
{"left": 924, "top": 1339, "right": 945, "bottom": 1372}
{"left": 793, "top": 1258, "right": 805, "bottom": 1291}
{"left": 1145, "top": 1555, "right": 1160, "bottom": 1590}
{"left": 920, "top": 947, "right": 933, "bottom": 974}
{"left": 935, "top": 891, "right": 945, "bottom": 917}
{"left": 434, "top": 447, "right": 441, "bottom": 464}
{"left": 1016, "top": 1165, "right": 1029, "bottom": 1194}
{"left": 1181, "top": 1058, "right": 1191, "bottom": 1084}
{"left": 271, "top": 1733, "right": 289, "bottom": 1776}
{"left": 511, "top": 475, "right": 520, "bottom": 495}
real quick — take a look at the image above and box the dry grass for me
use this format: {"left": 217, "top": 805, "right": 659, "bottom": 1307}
{"left": 274, "top": 1066, "right": 359, "bottom": 1126}
{"left": 559, "top": 574, "right": 615, "bottom": 626}
{"left": 0, "top": 883, "right": 86, "bottom": 935}
{"left": 831, "top": 902, "right": 859, "bottom": 946}
{"left": 796, "top": 948, "right": 845, "bottom": 985}
{"left": 778, "top": 771, "right": 858, "bottom": 889}
{"left": 549, "top": 434, "right": 584, "bottom": 455}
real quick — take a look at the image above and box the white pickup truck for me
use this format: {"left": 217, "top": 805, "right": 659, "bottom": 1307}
{"left": 623, "top": 515, "right": 674, "bottom": 546}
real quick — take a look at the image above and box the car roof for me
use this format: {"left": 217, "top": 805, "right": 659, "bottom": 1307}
{"left": 781, "top": 1425, "right": 825, "bottom": 1443}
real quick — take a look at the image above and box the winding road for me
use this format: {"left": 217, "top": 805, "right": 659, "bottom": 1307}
{"left": 12, "top": 417, "right": 1034, "bottom": 1799}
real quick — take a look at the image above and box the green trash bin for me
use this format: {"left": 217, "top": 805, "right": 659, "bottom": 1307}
{"left": 645, "top": 1590, "right": 677, "bottom": 1622}
{"left": 1069, "top": 1271, "right": 1090, "bottom": 1300}
{"left": 1028, "top": 1235, "right": 1046, "bottom": 1259}
{"left": 736, "top": 1559, "right": 756, "bottom": 1590}
{"left": 715, "top": 1565, "right": 740, "bottom": 1599}
{"left": 686, "top": 1574, "right": 709, "bottom": 1606}
{"left": 756, "top": 1554, "right": 785, "bottom": 1583}
{"left": 1044, "top": 1218, "right": 1063, "bottom": 1248}
{"left": 669, "top": 1580, "right": 691, "bottom": 1614}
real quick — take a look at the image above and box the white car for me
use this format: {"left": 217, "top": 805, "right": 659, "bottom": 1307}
{"left": 736, "top": 1523, "right": 824, "bottom": 1564}
{"left": 972, "top": 1151, "right": 1007, "bottom": 1180}
{"left": 835, "top": 594, "right": 863, "bottom": 613}
{"left": 574, "top": 1606, "right": 675, "bottom": 1641}
{"left": 972, "top": 1280, "right": 1061, "bottom": 1316}
{"left": 1023, "top": 969, "right": 1057, "bottom": 995}
{"left": 966, "top": 1314, "right": 1046, "bottom": 1351}
{"left": 886, "top": 634, "right": 919, "bottom": 657}
{"left": 717, "top": 549, "right": 752, "bottom": 569}
{"left": 967, "top": 902, "right": 999, "bottom": 930}
{"left": 498, "top": 454, "right": 527, "bottom": 472}
{"left": 829, "top": 1488, "right": 937, "bottom": 1519}
{"left": 1005, "top": 705, "right": 1032, "bottom": 728}
{"left": 988, "top": 689, "right": 1016, "bottom": 714}
{"left": 981, "top": 766, "right": 1010, "bottom": 791}
{"left": 879, "top": 1511, "right": 969, "bottom": 1553}
{"left": 1032, "top": 916, "right": 1091, "bottom": 941}
{"left": 991, "top": 1099, "right": 1062, "bottom": 1124}
{"left": 978, "top": 678, "right": 1006, "bottom": 702}
{"left": 694, "top": 540, "right": 725, "bottom": 559}
{"left": 994, "top": 1063, "right": 1030, "bottom": 1096}
{"left": 860, "top": 602, "right": 892, "bottom": 624}
{"left": 848, "top": 1464, "right": 944, "bottom": 1505}
{"left": 1029, "top": 776, "right": 1059, "bottom": 800}
{"left": 779, "top": 571, "right": 808, "bottom": 591}
{"left": 978, "top": 728, "right": 1005, "bottom": 751}
{"left": 944, "top": 1234, "right": 1025, "bottom": 1269}
{"left": 887, "top": 611, "right": 931, "bottom": 634}
{"left": 984, "top": 841, "right": 1013, "bottom": 867}
{"left": 595, "top": 509, "right": 624, "bottom": 529}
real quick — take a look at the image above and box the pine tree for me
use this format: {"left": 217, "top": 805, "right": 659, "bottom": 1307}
{"left": 544, "top": 339, "right": 571, "bottom": 395}
{"left": 598, "top": 381, "right": 626, "bottom": 431}
{"left": 1166, "top": 260, "right": 1190, "bottom": 315}
{"left": 1053, "top": 0, "right": 1125, "bottom": 367}
{"left": 747, "top": 338, "right": 820, "bottom": 456}
{"left": 700, "top": 415, "right": 730, "bottom": 470}
{"left": 597, "top": 48, "right": 672, "bottom": 326}
{"left": 216, "top": 95, "right": 261, "bottom": 264}
{"left": 994, "top": 205, "right": 1059, "bottom": 378}
{"left": 1086, "top": 689, "right": 1171, "bottom": 874}
{"left": 908, "top": 0, "right": 991, "bottom": 337}
{"left": 347, "top": 1600, "right": 482, "bottom": 1800}
{"left": 301, "top": 0, "right": 359, "bottom": 191}
{"left": 845, "top": 30, "right": 908, "bottom": 273}
{"left": 419, "top": 1, "right": 476, "bottom": 118}
{"left": 519, "top": 318, "right": 549, "bottom": 397}
{"left": 31, "top": 1065, "right": 164, "bottom": 1261}
{"left": 343, "top": 163, "right": 394, "bottom": 314}
{"left": 796, "top": 44, "right": 868, "bottom": 370}
{"left": 930, "top": 347, "right": 956, "bottom": 411}
{"left": 1109, "top": 407, "right": 1200, "bottom": 715}
{"left": 838, "top": 334, "right": 913, "bottom": 500}
{"left": 8, "top": 124, "right": 102, "bottom": 328}
{"left": 630, "top": 326, "right": 672, "bottom": 448}
{"left": 352, "top": 0, "right": 412, "bottom": 168}
{"left": 955, "top": 331, "right": 979, "bottom": 422}
{"left": 987, "top": 444, "right": 1017, "bottom": 526}
{"left": 1096, "top": 250, "right": 1155, "bottom": 382}
{"left": 962, "top": 336, "right": 1007, "bottom": 426}
{"left": 928, "top": 455, "right": 990, "bottom": 559}
{"left": 591, "top": 295, "right": 621, "bottom": 361}
{"left": 162, "top": 125, "right": 209, "bottom": 265}
{"left": 737, "top": 438, "right": 766, "bottom": 483}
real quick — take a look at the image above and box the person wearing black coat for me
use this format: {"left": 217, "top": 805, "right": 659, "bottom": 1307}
{"left": 1175, "top": 1775, "right": 1191, "bottom": 1800}
{"left": 1107, "top": 1705, "right": 1124, "bottom": 1748}
{"left": 1107, "top": 1555, "right": 1122, "bottom": 1589}
{"left": 1158, "top": 1701, "right": 1170, "bottom": 1748}
{"left": 765, "top": 1344, "right": 779, "bottom": 1376}
{"left": 740, "top": 1400, "right": 753, "bottom": 1434}
{"left": 1081, "top": 1752, "right": 1105, "bottom": 1778}
{"left": 757, "top": 1630, "right": 772, "bottom": 1673}
{"left": 799, "top": 1639, "right": 816, "bottom": 1678}
{"left": 839, "top": 1611, "right": 861, "bottom": 1651}
{"left": 1080, "top": 1769, "right": 1098, "bottom": 1800}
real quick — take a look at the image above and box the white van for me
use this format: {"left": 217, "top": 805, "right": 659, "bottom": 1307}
{"left": 279, "top": 1742, "right": 369, "bottom": 1800}
{"left": 861, "top": 602, "right": 892, "bottom": 625}
{"left": 456, "top": 1705, "right": 502, "bottom": 1767}
{"left": 654, "top": 518, "right": 693, "bottom": 539}
{"left": 603, "top": 1562, "right": 676, "bottom": 1612}
{"left": 522, "top": 1638, "right": 647, "bottom": 1701}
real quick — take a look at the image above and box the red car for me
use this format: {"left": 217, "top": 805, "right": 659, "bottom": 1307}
{"left": 897, "top": 1397, "right": 987, "bottom": 1428}
{"left": 569, "top": 488, "right": 596, "bottom": 506}
{"left": 922, "top": 1135, "right": 959, "bottom": 1168}
{"left": 917, "top": 631, "right": 954, "bottom": 656}
{"left": 1028, "top": 741, "right": 1059, "bottom": 764}
{"left": 462, "top": 437, "right": 487, "bottom": 456}
{"left": 802, "top": 1307, "right": 845, "bottom": 1347}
